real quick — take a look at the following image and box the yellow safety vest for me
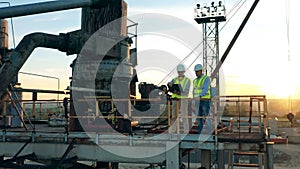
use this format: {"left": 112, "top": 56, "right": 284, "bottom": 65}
{"left": 193, "top": 75, "right": 211, "bottom": 99}
{"left": 171, "top": 76, "right": 190, "bottom": 99}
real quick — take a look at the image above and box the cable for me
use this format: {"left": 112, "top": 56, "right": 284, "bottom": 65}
{"left": 285, "top": 0, "right": 293, "bottom": 113}
{"left": 227, "top": 0, "right": 246, "bottom": 16}
{"left": 286, "top": 0, "right": 290, "bottom": 63}
{"left": 222, "top": 0, "right": 248, "bottom": 30}
{"left": 157, "top": 0, "right": 248, "bottom": 86}
{"left": 10, "top": 17, "right": 16, "bottom": 48}
{"left": 157, "top": 41, "right": 204, "bottom": 85}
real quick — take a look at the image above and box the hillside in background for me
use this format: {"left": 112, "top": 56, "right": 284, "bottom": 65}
{"left": 268, "top": 99, "right": 300, "bottom": 118}
{"left": 221, "top": 98, "right": 300, "bottom": 119}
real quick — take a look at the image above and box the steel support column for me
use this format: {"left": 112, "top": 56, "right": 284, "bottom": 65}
{"left": 265, "top": 142, "right": 274, "bottom": 169}
{"left": 201, "top": 150, "right": 211, "bottom": 169}
{"left": 202, "top": 22, "right": 220, "bottom": 96}
{"left": 217, "top": 150, "right": 225, "bottom": 169}
{"left": 166, "top": 142, "right": 179, "bottom": 169}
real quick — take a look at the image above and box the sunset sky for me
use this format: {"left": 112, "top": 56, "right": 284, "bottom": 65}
{"left": 4, "top": 0, "right": 300, "bottom": 100}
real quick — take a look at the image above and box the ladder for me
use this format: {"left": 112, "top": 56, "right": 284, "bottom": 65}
{"left": 230, "top": 151, "right": 263, "bottom": 169}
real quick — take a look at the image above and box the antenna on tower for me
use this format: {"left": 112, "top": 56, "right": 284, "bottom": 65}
{"left": 194, "top": 0, "right": 226, "bottom": 23}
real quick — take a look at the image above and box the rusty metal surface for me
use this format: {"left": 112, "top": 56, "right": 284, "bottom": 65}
{"left": 217, "top": 132, "right": 266, "bottom": 143}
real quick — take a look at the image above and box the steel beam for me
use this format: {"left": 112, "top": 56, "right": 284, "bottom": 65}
{"left": 54, "top": 139, "right": 76, "bottom": 169}
{"left": 12, "top": 137, "right": 32, "bottom": 159}
{"left": 0, "top": 153, "right": 36, "bottom": 168}
{"left": 12, "top": 88, "right": 68, "bottom": 94}
{"left": 0, "top": 142, "right": 166, "bottom": 164}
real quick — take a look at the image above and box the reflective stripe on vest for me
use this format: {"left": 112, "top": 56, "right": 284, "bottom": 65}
{"left": 193, "top": 75, "right": 211, "bottom": 99}
{"left": 171, "top": 76, "right": 190, "bottom": 99}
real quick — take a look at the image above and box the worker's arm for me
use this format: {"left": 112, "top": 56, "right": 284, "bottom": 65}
{"left": 199, "top": 77, "right": 210, "bottom": 97}
{"left": 168, "top": 79, "right": 175, "bottom": 87}
{"left": 181, "top": 79, "right": 191, "bottom": 96}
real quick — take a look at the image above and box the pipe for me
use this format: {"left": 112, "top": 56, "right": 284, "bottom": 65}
{"left": 0, "top": 0, "right": 118, "bottom": 19}
{"left": 0, "top": 33, "right": 67, "bottom": 98}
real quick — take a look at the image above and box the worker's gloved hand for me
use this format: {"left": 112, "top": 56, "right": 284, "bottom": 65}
{"left": 167, "top": 82, "right": 173, "bottom": 87}
{"left": 173, "top": 90, "right": 180, "bottom": 94}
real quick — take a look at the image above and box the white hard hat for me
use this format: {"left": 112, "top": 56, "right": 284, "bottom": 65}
{"left": 176, "top": 64, "right": 185, "bottom": 72}
{"left": 194, "top": 64, "right": 203, "bottom": 71}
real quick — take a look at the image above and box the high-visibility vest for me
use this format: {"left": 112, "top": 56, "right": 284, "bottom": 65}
{"left": 193, "top": 75, "right": 211, "bottom": 99}
{"left": 171, "top": 76, "right": 190, "bottom": 99}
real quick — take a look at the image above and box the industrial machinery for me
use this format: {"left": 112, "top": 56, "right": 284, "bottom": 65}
{"left": 0, "top": 0, "right": 274, "bottom": 169}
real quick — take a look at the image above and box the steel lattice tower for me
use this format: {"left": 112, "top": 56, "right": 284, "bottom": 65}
{"left": 194, "top": 1, "right": 226, "bottom": 97}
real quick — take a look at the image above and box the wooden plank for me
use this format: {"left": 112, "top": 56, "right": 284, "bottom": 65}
{"left": 233, "top": 152, "right": 258, "bottom": 156}
{"left": 233, "top": 163, "right": 259, "bottom": 167}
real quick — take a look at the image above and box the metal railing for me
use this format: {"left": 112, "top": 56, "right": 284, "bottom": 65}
{"left": 1, "top": 95, "right": 269, "bottom": 137}
{"left": 212, "top": 95, "right": 268, "bottom": 136}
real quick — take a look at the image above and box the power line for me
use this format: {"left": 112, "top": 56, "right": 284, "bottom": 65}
{"left": 285, "top": 0, "right": 293, "bottom": 113}
{"left": 158, "top": 0, "right": 249, "bottom": 85}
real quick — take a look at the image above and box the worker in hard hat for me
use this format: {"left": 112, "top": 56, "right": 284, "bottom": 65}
{"left": 168, "top": 64, "right": 191, "bottom": 133}
{"left": 193, "top": 64, "right": 211, "bottom": 134}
